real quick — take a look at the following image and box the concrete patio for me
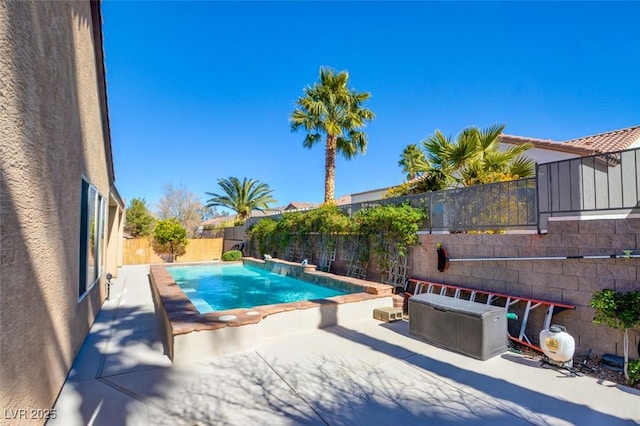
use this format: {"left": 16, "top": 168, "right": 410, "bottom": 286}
{"left": 50, "top": 265, "right": 640, "bottom": 425}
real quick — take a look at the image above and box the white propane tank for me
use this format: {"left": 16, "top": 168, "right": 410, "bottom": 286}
{"left": 540, "top": 325, "right": 575, "bottom": 366}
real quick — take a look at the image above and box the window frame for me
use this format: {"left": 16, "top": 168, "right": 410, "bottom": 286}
{"left": 79, "top": 177, "right": 107, "bottom": 301}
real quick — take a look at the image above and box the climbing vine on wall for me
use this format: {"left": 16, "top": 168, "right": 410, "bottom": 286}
{"left": 247, "top": 218, "right": 278, "bottom": 256}
{"left": 247, "top": 203, "right": 427, "bottom": 276}
{"left": 352, "top": 204, "right": 427, "bottom": 273}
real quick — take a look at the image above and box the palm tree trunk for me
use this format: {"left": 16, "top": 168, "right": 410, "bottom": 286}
{"left": 324, "top": 134, "right": 337, "bottom": 203}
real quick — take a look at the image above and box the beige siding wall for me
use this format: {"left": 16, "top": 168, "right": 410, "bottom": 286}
{"left": 0, "top": 1, "right": 122, "bottom": 423}
{"left": 351, "top": 188, "right": 389, "bottom": 203}
{"left": 106, "top": 204, "right": 125, "bottom": 273}
{"left": 410, "top": 218, "right": 640, "bottom": 358}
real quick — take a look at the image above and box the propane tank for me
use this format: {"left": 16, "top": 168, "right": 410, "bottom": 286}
{"left": 540, "top": 324, "right": 575, "bottom": 368}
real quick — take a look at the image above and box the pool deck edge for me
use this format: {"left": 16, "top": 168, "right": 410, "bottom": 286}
{"left": 149, "top": 259, "right": 395, "bottom": 364}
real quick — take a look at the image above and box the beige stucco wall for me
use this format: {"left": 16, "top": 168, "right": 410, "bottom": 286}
{"left": 410, "top": 218, "right": 640, "bottom": 358}
{"left": 500, "top": 143, "right": 578, "bottom": 165}
{"left": 106, "top": 203, "right": 124, "bottom": 274}
{"left": 350, "top": 187, "right": 389, "bottom": 204}
{"left": 0, "top": 1, "right": 121, "bottom": 423}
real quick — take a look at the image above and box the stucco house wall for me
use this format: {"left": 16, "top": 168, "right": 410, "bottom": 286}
{"left": 351, "top": 187, "right": 390, "bottom": 204}
{"left": 500, "top": 144, "right": 578, "bottom": 164}
{"left": 0, "top": 1, "right": 123, "bottom": 423}
{"left": 410, "top": 218, "right": 640, "bottom": 359}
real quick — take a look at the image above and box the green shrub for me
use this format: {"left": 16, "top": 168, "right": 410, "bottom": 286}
{"left": 151, "top": 218, "right": 188, "bottom": 262}
{"left": 590, "top": 289, "right": 640, "bottom": 382}
{"left": 221, "top": 250, "right": 243, "bottom": 261}
{"left": 353, "top": 203, "right": 427, "bottom": 257}
{"left": 628, "top": 359, "right": 640, "bottom": 386}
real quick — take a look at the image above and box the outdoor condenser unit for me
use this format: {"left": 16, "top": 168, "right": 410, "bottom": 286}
{"left": 409, "top": 293, "right": 507, "bottom": 360}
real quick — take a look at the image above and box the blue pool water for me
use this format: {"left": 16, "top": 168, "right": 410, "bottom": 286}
{"left": 167, "top": 263, "right": 352, "bottom": 313}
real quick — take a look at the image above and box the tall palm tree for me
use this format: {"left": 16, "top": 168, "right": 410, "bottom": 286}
{"left": 290, "top": 67, "right": 375, "bottom": 203}
{"left": 398, "top": 144, "right": 428, "bottom": 180}
{"left": 420, "top": 124, "right": 535, "bottom": 187}
{"left": 205, "top": 177, "right": 276, "bottom": 221}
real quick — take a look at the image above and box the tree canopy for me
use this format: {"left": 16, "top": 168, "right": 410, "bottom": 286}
{"left": 591, "top": 289, "right": 640, "bottom": 382}
{"left": 157, "top": 183, "right": 205, "bottom": 237}
{"left": 422, "top": 124, "right": 535, "bottom": 187}
{"left": 398, "top": 144, "right": 428, "bottom": 180}
{"left": 394, "top": 124, "right": 535, "bottom": 195}
{"left": 205, "top": 177, "right": 276, "bottom": 221}
{"left": 290, "top": 67, "right": 375, "bottom": 203}
{"left": 151, "top": 218, "right": 189, "bottom": 262}
{"left": 124, "top": 198, "right": 155, "bottom": 237}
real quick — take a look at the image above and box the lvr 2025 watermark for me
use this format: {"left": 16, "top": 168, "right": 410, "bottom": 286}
{"left": 3, "top": 409, "right": 57, "bottom": 420}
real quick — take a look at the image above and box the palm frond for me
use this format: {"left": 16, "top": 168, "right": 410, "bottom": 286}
{"left": 205, "top": 177, "right": 276, "bottom": 220}
{"left": 508, "top": 155, "right": 536, "bottom": 178}
{"left": 289, "top": 67, "right": 374, "bottom": 201}
{"left": 303, "top": 133, "right": 322, "bottom": 149}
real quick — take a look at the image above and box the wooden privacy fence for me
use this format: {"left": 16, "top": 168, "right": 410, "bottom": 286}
{"left": 122, "top": 238, "right": 224, "bottom": 265}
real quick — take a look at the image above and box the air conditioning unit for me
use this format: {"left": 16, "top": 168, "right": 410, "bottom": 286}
{"left": 409, "top": 293, "right": 507, "bottom": 360}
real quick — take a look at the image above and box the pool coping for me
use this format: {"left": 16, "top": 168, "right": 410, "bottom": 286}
{"left": 149, "top": 257, "right": 395, "bottom": 363}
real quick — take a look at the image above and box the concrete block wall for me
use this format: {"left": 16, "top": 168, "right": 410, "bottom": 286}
{"left": 410, "top": 218, "right": 640, "bottom": 358}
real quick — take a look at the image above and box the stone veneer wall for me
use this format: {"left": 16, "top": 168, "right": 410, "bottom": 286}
{"left": 410, "top": 218, "right": 640, "bottom": 358}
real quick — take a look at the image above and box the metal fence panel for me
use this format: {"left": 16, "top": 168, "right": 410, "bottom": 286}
{"left": 538, "top": 146, "right": 640, "bottom": 214}
{"left": 254, "top": 147, "right": 639, "bottom": 233}
{"left": 337, "top": 178, "right": 537, "bottom": 232}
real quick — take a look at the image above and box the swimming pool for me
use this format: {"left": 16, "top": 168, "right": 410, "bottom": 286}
{"left": 167, "top": 263, "right": 353, "bottom": 313}
{"left": 149, "top": 258, "right": 396, "bottom": 364}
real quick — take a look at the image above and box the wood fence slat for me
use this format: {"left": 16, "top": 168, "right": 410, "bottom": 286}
{"left": 122, "top": 238, "right": 224, "bottom": 265}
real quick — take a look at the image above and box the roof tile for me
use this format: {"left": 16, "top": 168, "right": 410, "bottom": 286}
{"left": 564, "top": 126, "right": 640, "bottom": 153}
{"left": 501, "top": 125, "right": 640, "bottom": 156}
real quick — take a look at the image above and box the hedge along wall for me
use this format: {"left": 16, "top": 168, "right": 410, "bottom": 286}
{"left": 246, "top": 234, "right": 388, "bottom": 281}
{"left": 410, "top": 218, "right": 640, "bottom": 358}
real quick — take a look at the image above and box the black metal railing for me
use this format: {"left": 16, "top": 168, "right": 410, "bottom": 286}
{"left": 338, "top": 178, "right": 537, "bottom": 232}
{"left": 537, "top": 146, "right": 640, "bottom": 229}
{"left": 255, "top": 147, "right": 640, "bottom": 233}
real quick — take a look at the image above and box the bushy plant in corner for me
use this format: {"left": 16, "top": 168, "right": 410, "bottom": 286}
{"left": 221, "top": 250, "right": 242, "bottom": 261}
{"left": 151, "top": 218, "right": 189, "bottom": 262}
{"left": 590, "top": 289, "right": 640, "bottom": 383}
{"left": 353, "top": 203, "right": 427, "bottom": 273}
{"left": 354, "top": 204, "right": 427, "bottom": 256}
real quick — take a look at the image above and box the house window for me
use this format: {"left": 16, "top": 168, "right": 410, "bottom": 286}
{"left": 79, "top": 178, "right": 106, "bottom": 300}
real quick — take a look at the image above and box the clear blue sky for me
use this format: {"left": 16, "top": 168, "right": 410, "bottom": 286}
{"left": 102, "top": 1, "right": 640, "bottom": 213}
